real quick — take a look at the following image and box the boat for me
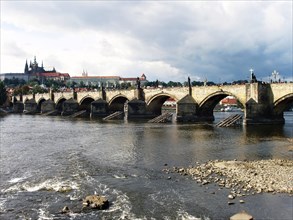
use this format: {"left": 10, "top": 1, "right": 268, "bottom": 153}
{"left": 221, "top": 106, "right": 242, "bottom": 112}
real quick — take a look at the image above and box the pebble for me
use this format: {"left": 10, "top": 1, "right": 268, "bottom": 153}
{"left": 61, "top": 206, "right": 70, "bottom": 214}
{"left": 177, "top": 159, "right": 293, "bottom": 196}
{"left": 228, "top": 194, "right": 235, "bottom": 199}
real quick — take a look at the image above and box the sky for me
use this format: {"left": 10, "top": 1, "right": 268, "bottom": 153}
{"left": 1, "top": 1, "right": 292, "bottom": 83}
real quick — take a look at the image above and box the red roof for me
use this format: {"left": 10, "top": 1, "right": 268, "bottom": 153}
{"left": 71, "top": 76, "right": 119, "bottom": 79}
{"left": 120, "top": 76, "right": 146, "bottom": 81}
{"left": 120, "top": 77, "right": 137, "bottom": 81}
{"left": 221, "top": 98, "right": 238, "bottom": 105}
{"left": 33, "top": 72, "right": 70, "bottom": 77}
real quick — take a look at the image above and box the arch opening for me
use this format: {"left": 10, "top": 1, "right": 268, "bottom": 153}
{"left": 79, "top": 97, "right": 95, "bottom": 112}
{"left": 147, "top": 94, "right": 175, "bottom": 115}
{"left": 109, "top": 96, "right": 128, "bottom": 112}
{"left": 37, "top": 98, "right": 46, "bottom": 112}
{"left": 274, "top": 94, "right": 293, "bottom": 118}
{"left": 199, "top": 92, "right": 244, "bottom": 118}
{"left": 56, "top": 98, "right": 66, "bottom": 112}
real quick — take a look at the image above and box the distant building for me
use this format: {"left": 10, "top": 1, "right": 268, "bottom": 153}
{"left": 220, "top": 96, "right": 238, "bottom": 105}
{"left": 163, "top": 98, "right": 176, "bottom": 106}
{"left": 120, "top": 74, "right": 147, "bottom": 86}
{"left": 33, "top": 72, "right": 70, "bottom": 83}
{"left": 69, "top": 72, "right": 147, "bottom": 88}
{"left": 0, "top": 56, "right": 70, "bottom": 82}
{"left": 0, "top": 73, "right": 29, "bottom": 82}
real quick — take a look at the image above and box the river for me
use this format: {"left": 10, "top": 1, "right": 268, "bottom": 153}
{"left": 0, "top": 112, "right": 292, "bottom": 219}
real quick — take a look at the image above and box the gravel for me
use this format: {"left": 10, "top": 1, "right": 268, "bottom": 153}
{"left": 168, "top": 159, "right": 293, "bottom": 198}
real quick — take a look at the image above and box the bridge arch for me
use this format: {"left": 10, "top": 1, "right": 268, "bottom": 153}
{"left": 37, "top": 98, "right": 46, "bottom": 112}
{"left": 198, "top": 91, "right": 244, "bottom": 117}
{"left": 109, "top": 95, "right": 129, "bottom": 112}
{"left": 273, "top": 93, "right": 293, "bottom": 116}
{"left": 56, "top": 97, "right": 67, "bottom": 112}
{"left": 79, "top": 96, "right": 95, "bottom": 112}
{"left": 147, "top": 93, "right": 176, "bottom": 115}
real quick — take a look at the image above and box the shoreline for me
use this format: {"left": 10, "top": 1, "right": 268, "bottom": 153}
{"left": 166, "top": 159, "right": 293, "bottom": 198}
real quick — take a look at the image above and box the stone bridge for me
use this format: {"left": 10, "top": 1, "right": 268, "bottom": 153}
{"left": 12, "top": 82, "right": 293, "bottom": 124}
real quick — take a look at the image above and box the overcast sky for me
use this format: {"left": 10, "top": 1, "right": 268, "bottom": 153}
{"left": 1, "top": 1, "right": 292, "bottom": 82}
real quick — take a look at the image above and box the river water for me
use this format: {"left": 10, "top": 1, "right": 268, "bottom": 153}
{"left": 0, "top": 112, "right": 292, "bottom": 220}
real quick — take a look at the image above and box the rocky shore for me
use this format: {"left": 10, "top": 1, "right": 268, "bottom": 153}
{"left": 166, "top": 159, "right": 292, "bottom": 199}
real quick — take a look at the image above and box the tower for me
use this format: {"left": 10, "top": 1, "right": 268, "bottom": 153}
{"left": 24, "top": 60, "right": 29, "bottom": 74}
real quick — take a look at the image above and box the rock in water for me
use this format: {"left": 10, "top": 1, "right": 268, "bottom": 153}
{"left": 61, "top": 206, "right": 70, "bottom": 214}
{"left": 82, "top": 195, "right": 109, "bottom": 210}
{"left": 230, "top": 211, "right": 253, "bottom": 220}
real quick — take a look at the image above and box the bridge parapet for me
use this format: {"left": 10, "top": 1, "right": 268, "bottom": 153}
{"left": 192, "top": 85, "right": 247, "bottom": 106}
{"left": 270, "top": 83, "right": 293, "bottom": 103}
{"left": 34, "top": 93, "right": 50, "bottom": 104}
{"left": 144, "top": 87, "right": 189, "bottom": 103}
{"left": 54, "top": 92, "right": 73, "bottom": 103}
{"left": 106, "top": 89, "right": 137, "bottom": 102}
{"left": 21, "top": 94, "right": 34, "bottom": 102}
{"left": 76, "top": 91, "right": 102, "bottom": 103}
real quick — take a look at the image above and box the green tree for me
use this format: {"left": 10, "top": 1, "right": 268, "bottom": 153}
{"left": 0, "top": 80, "right": 8, "bottom": 106}
{"left": 13, "top": 85, "right": 30, "bottom": 95}
{"left": 79, "top": 81, "right": 85, "bottom": 88}
{"left": 3, "top": 78, "right": 26, "bottom": 87}
{"left": 32, "top": 85, "right": 48, "bottom": 94}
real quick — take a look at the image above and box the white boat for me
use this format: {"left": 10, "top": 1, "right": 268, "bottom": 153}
{"left": 222, "top": 106, "right": 242, "bottom": 112}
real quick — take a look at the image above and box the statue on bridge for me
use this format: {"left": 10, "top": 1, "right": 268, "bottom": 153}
{"left": 136, "top": 77, "right": 141, "bottom": 89}
{"left": 250, "top": 68, "right": 257, "bottom": 83}
{"left": 101, "top": 83, "right": 106, "bottom": 100}
{"left": 188, "top": 76, "right": 192, "bottom": 95}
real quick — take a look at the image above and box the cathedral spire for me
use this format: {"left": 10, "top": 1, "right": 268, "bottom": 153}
{"left": 24, "top": 59, "right": 29, "bottom": 74}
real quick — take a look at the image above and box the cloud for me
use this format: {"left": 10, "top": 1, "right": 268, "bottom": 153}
{"left": 1, "top": 1, "right": 292, "bottom": 82}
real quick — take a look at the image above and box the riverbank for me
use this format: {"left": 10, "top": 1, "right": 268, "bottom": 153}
{"left": 169, "top": 159, "right": 293, "bottom": 198}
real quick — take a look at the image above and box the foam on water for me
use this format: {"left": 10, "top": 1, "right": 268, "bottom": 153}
{"left": 176, "top": 209, "right": 210, "bottom": 220}
{"left": 1, "top": 153, "right": 210, "bottom": 219}
{"left": 0, "top": 197, "right": 6, "bottom": 213}
{"left": 8, "top": 177, "right": 27, "bottom": 183}
{"left": 2, "top": 178, "right": 80, "bottom": 193}
{"left": 113, "top": 174, "right": 128, "bottom": 179}
{"left": 37, "top": 207, "right": 54, "bottom": 220}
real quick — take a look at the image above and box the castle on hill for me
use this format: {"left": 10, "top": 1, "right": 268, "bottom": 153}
{"left": 24, "top": 56, "right": 56, "bottom": 75}
{"left": 0, "top": 56, "right": 70, "bottom": 82}
{"left": 1, "top": 56, "right": 147, "bottom": 87}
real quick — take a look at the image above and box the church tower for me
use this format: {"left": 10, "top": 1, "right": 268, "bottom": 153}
{"left": 24, "top": 60, "right": 29, "bottom": 74}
